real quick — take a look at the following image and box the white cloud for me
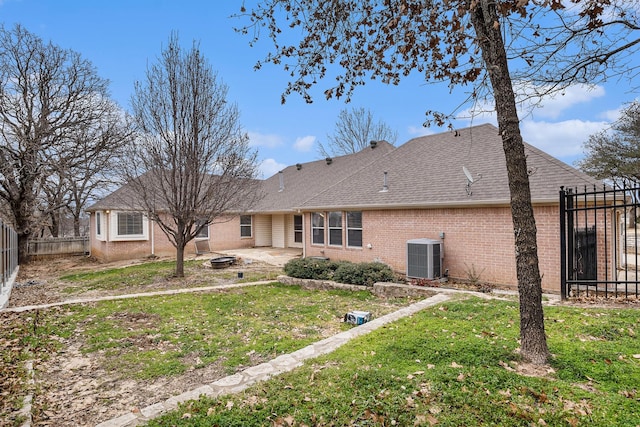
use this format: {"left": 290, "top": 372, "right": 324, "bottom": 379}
{"left": 247, "top": 131, "right": 284, "bottom": 148}
{"left": 520, "top": 119, "right": 609, "bottom": 160}
{"left": 293, "top": 135, "right": 316, "bottom": 152}
{"left": 407, "top": 125, "right": 436, "bottom": 137}
{"left": 457, "top": 83, "right": 607, "bottom": 121}
{"left": 258, "top": 158, "right": 287, "bottom": 179}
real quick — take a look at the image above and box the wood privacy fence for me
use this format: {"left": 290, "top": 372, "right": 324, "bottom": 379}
{"left": 1, "top": 219, "right": 19, "bottom": 292}
{"left": 27, "top": 236, "right": 90, "bottom": 256}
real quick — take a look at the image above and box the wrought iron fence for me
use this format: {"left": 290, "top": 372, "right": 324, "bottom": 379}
{"left": 560, "top": 184, "right": 640, "bottom": 300}
{"left": 1, "top": 218, "right": 19, "bottom": 295}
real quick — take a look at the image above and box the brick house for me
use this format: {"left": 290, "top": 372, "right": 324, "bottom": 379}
{"left": 87, "top": 124, "right": 602, "bottom": 291}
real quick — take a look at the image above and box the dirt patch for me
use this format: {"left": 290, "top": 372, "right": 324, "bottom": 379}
{"left": 8, "top": 255, "right": 281, "bottom": 308}
{"left": 33, "top": 338, "right": 234, "bottom": 426}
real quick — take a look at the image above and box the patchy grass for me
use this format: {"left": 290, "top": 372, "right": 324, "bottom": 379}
{"left": 33, "top": 283, "right": 416, "bottom": 380}
{"left": 58, "top": 260, "right": 208, "bottom": 293}
{"left": 146, "top": 299, "right": 640, "bottom": 427}
{"left": 0, "top": 312, "right": 32, "bottom": 427}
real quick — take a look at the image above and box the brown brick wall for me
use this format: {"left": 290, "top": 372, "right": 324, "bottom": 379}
{"left": 304, "top": 205, "right": 563, "bottom": 292}
{"left": 89, "top": 213, "right": 255, "bottom": 262}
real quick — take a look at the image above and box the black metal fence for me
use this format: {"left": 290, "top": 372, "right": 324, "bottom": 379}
{"left": 560, "top": 184, "right": 640, "bottom": 300}
{"left": 1, "top": 219, "right": 19, "bottom": 299}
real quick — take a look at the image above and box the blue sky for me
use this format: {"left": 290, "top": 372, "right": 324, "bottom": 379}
{"left": 2, "top": 0, "right": 636, "bottom": 178}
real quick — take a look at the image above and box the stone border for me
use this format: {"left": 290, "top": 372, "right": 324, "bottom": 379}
{"left": 95, "top": 293, "right": 451, "bottom": 427}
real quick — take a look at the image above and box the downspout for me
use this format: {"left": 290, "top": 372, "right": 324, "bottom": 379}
{"left": 150, "top": 217, "right": 155, "bottom": 257}
{"left": 301, "top": 210, "right": 306, "bottom": 258}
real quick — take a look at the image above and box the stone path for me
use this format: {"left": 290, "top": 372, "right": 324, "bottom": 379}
{"left": 95, "top": 293, "right": 451, "bottom": 427}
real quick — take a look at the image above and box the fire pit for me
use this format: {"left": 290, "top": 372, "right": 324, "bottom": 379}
{"left": 210, "top": 256, "right": 237, "bottom": 269}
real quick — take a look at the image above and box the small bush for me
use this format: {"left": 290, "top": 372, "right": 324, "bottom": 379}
{"left": 284, "top": 258, "right": 395, "bottom": 286}
{"left": 284, "top": 258, "right": 343, "bottom": 280}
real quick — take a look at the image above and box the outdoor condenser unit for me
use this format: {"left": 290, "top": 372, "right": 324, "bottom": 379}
{"left": 406, "top": 238, "right": 443, "bottom": 279}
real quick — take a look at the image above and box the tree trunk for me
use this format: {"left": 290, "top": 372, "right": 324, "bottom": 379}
{"left": 470, "top": 0, "right": 550, "bottom": 365}
{"left": 73, "top": 213, "right": 81, "bottom": 237}
{"left": 17, "top": 230, "right": 31, "bottom": 264}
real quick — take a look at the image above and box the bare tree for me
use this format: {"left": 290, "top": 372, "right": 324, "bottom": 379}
{"left": 239, "top": 0, "right": 640, "bottom": 365}
{"left": 0, "top": 24, "right": 126, "bottom": 262}
{"left": 578, "top": 102, "right": 640, "bottom": 186}
{"left": 318, "top": 107, "right": 397, "bottom": 157}
{"left": 125, "top": 34, "right": 261, "bottom": 277}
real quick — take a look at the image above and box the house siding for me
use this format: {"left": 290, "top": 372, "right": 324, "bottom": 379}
{"left": 304, "top": 205, "right": 563, "bottom": 292}
{"left": 271, "top": 214, "right": 286, "bottom": 248}
{"left": 254, "top": 215, "right": 272, "bottom": 247}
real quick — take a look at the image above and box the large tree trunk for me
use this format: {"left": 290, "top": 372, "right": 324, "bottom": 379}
{"left": 470, "top": 0, "right": 550, "bottom": 365}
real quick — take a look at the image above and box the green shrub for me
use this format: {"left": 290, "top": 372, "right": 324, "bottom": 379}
{"left": 284, "top": 258, "right": 395, "bottom": 286}
{"left": 284, "top": 257, "right": 342, "bottom": 280}
{"left": 334, "top": 262, "right": 395, "bottom": 286}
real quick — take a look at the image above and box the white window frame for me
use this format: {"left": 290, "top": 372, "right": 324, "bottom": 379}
{"left": 293, "top": 215, "right": 303, "bottom": 244}
{"left": 311, "top": 212, "right": 325, "bottom": 245}
{"left": 195, "top": 220, "right": 209, "bottom": 239}
{"left": 109, "top": 211, "right": 149, "bottom": 241}
{"left": 240, "top": 215, "right": 252, "bottom": 238}
{"left": 95, "top": 211, "right": 105, "bottom": 241}
{"left": 328, "top": 211, "right": 343, "bottom": 246}
{"left": 346, "top": 211, "right": 363, "bottom": 248}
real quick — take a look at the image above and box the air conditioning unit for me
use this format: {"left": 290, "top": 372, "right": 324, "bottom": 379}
{"left": 407, "top": 238, "right": 443, "bottom": 279}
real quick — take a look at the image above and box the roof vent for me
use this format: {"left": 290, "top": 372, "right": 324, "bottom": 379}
{"left": 278, "top": 170, "right": 284, "bottom": 192}
{"left": 326, "top": 157, "right": 333, "bottom": 165}
{"left": 379, "top": 171, "right": 389, "bottom": 192}
{"left": 296, "top": 163, "right": 302, "bottom": 170}
{"left": 370, "top": 140, "right": 378, "bottom": 149}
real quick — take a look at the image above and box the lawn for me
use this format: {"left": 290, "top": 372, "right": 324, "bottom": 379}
{"left": 1, "top": 262, "right": 422, "bottom": 426}
{"left": 145, "top": 298, "right": 640, "bottom": 427}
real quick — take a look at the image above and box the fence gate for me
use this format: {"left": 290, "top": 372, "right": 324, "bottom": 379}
{"left": 560, "top": 184, "right": 640, "bottom": 300}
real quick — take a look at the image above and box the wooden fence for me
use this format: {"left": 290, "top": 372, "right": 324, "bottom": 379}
{"left": 27, "top": 236, "right": 90, "bottom": 256}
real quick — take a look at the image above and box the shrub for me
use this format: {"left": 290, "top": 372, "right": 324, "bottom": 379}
{"left": 333, "top": 262, "right": 396, "bottom": 286}
{"left": 284, "top": 258, "right": 395, "bottom": 286}
{"left": 284, "top": 257, "right": 343, "bottom": 280}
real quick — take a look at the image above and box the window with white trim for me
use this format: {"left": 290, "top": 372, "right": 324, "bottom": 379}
{"left": 328, "top": 211, "right": 342, "bottom": 246}
{"left": 347, "top": 211, "right": 363, "bottom": 248}
{"left": 196, "top": 220, "right": 209, "bottom": 239}
{"left": 311, "top": 212, "right": 324, "bottom": 245}
{"left": 118, "top": 212, "right": 143, "bottom": 235}
{"left": 240, "top": 215, "right": 252, "bottom": 237}
{"left": 109, "top": 211, "right": 149, "bottom": 241}
{"left": 294, "top": 215, "right": 303, "bottom": 243}
{"left": 95, "top": 212, "right": 102, "bottom": 238}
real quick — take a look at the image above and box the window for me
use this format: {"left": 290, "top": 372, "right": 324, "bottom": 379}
{"left": 328, "top": 211, "right": 342, "bottom": 246}
{"left": 109, "top": 211, "right": 148, "bottom": 240}
{"left": 347, "top": 211, "right": 363, "bottom": 248}
{"left": 196, "top": 220, "right": 209, "bottom": 239}
{"left": 118, "top": 212, "right": 143, "bottom": 235}
{"left": 96, "top": 212, "right": 102, "bottom": 237}
{"left": 311, "top": 212, "right": 324, "bottom": 245}
{"left": 294, "top": 215, "right": 303, "bottom": 243}
{"left": 240, "top": 215, "right": 252, "bottom": 237}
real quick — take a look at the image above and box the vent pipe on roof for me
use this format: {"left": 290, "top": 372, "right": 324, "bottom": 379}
{"left": 380, "top": 171, "right": 389, "bottom": 192}
{"left": 370, "top": 140, "right": 378, "bottom": 149}
{"left": 296, "top": 163, "right": 302, "bottom": 170}
{"left": 326, "top": 157, "right": 333, "bottom": 165}
{"left": 278, "top": 170, "right": 284, "bottom": 192}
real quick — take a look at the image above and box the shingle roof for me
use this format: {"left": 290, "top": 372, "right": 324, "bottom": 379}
{"left": 296, "top": 123, "right": 602, "bottom": 210}
{"left": 250, "top": 140, "right": 395, "bottom": 213}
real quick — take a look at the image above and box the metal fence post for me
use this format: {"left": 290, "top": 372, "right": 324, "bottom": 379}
{"left": 559, "top": 187, "right": 567, "bottom": 300}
